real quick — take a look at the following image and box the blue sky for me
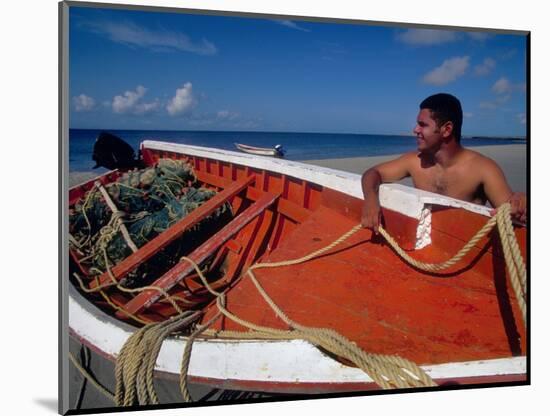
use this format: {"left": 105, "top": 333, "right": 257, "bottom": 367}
{"left": 69, "top": 6, "right": 527, "bottom": 137}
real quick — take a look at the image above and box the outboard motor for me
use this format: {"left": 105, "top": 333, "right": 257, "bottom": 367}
{"left": 92, "top": 131, "right": 141, "bottom": 170}
{"left": 274, "top": 144, "right": 286, "bottom": 157}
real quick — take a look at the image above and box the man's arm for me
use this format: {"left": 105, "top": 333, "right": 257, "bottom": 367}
{"left": 481, "top": 157, "right": 527, "bottom": 223}
{"left": 361, "top": 153, "right": 413, "bottom": 233}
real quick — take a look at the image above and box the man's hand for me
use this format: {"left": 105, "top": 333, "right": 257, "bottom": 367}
{"left": 490, "top": 192, "right": 527, "bottom": 223}
{"left": 361, "top": 195, "right": 382, "bottom": 234}
{"left": 508, "top": 192, "right": 527, "bottom": 223}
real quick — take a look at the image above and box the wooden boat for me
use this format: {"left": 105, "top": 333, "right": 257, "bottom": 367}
{"left": 235, "top": 142, "right": 285, "bottom": 157}
{"left": 68, "top": 140, "right": 527, "bottom": 395}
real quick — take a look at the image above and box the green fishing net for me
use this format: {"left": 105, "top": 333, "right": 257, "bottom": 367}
{"left": 69, "top": 159, "right": 232, "bottom": 288}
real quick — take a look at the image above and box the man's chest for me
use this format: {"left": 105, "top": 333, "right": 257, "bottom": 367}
{"left": 410, "top": 165, "right": 482, "bottom": 201}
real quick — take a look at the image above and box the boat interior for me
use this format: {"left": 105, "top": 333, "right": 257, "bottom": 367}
{"left": 69, "top": 146, "right": 526, "bottom": 367}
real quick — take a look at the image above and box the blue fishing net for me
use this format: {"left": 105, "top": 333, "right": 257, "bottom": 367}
{"left": 69, "top": 159, "right": 232, "bottom": 288}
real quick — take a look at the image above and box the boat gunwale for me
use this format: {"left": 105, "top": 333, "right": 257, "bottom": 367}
{"left": 69, "top": 284, "right": 526, "bottom": 388}
{"left": 141, "top": 140, "right": 498, "bottom": 221}
{"left": 68, "top": 141, "right": 527, "bottom": 390}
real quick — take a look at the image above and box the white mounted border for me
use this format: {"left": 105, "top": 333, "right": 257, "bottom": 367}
{"left": 68, "top": 141, "right": 523, "bottom": 391}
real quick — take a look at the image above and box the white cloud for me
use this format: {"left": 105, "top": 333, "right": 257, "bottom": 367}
{"left": 479, "top": 101, "right": 497, "bottom": 110}
{"left": 500, "top": 49, "right": 517, "bottom": 60}
{"left": 480, "top": 77, "right": 526, "bottom": 111}
{"left": 217, "top": 110, "right": 240, "bottom": 120}
{"left": 491, "top": 77, "right": 526, "bottom": 95}
{"left": 73, "top": 94, "right": 95, "bottom": 112}
{"left": 517, "top": 113, "right": 526, "bottom": 124}
{"left": 492, "top": 77, "right": 512, "bottom": 94}
{"left": 397, "top": 29, "right": 492, "bottom": 46}
{"left": 167, "top": 83, "right": 196, "bottom": 116}
{"left": 397, "top": 29, "right": 459, "bottom": 45}
{"left": 112, "top": 85, "right": 145, "bottom": 113}
{"left": 479, "top": 95, "right": 511, "bottom": 110}
{"left": 474, "top": 58, "right": 496, "bottom": 76}
{"left": 274, "top": 20, "right": 310, "bottom": 32}
{"left": 112, "top": 85, "right": 159, "bottom": 114}
{"left": 422, "top": 56, "right": 470, "bottom": 86}
{"left": 464, "top": 112, "right": 474, "bottom": 118}
{"left": 495, "top": 95, "right": 511, "bottom": 105}
{"left": 233, "top": 120, "right": 260, "bottom": 130}
{"left": 84, "top": 20, "right": 217, "bottom": 55}
{"left": 135, "top": 100, "right": 160, "bottom": 115}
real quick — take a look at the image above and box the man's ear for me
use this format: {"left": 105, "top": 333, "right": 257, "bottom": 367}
{"left": 441, "top": 121, "right": 454, "bottom": 139}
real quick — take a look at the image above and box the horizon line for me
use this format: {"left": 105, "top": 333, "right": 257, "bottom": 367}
{"left": 68, "top": 127, "right": 526, "bottom": 139}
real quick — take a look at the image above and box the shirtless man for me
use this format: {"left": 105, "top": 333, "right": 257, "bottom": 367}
{"left": 361, "top": 93, "right": 527, "bottom": 233}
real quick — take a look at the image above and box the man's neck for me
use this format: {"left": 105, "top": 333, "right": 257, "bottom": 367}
{"left": 433, "top": 140, "right": 463, "bottom": 168}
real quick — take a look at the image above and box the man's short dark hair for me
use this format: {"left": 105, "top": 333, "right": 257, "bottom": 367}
{"left": 420, "top": 93, "right": 463, "bottom": 142}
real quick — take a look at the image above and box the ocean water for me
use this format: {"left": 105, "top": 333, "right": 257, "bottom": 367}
{"left": 69, "top": 129, "right": 525, "bottom": 172}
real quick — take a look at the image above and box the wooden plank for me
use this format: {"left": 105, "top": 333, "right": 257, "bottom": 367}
{"left": 247, "top": 186, "right": 311, "bottom": 223}
{"left": 207, "top": 210, "right": 273, "bottom": 291}
{"left": 90, "top": 175, "right": 256, "bottom": 289}
{"left": 69, "top": 170, "right": 122, "bottom": 206}
{"left": 217, "top": 219, "right": 262, "bottom": 289}
{"left": 241, "top": 210, "right": 275, "bottom": 271}
{"left": 197, "top": 168, "right": 311, "bottom": 223}
{"left": 117, "top": 191, "right": 281, "bottom": 317}
{"left": 195, "top": 169, "right": 232, "bottom": 189}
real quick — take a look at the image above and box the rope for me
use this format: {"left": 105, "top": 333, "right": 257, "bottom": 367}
{"left": 69, "top": 351, "right": 115, "bottom": 403}
{"left": 109, "top": 202, "right": 525, "bottom": 405}
{"left": 96, "top": 182, "right": 139, "bottom": 253}
{"left": 114, "top": 311, "right": 202, "bottom": 406}
{"left": 379, "top": 216, "right": 497, "bottom": 272}
{"left": 177, "top": 246, "right": 438, "bottom": 391}
{"left": 73, "top": 345, "right": 90, "bottom": 409}
{"left": 378, "top": 203, "right": 526, "bottom": 323}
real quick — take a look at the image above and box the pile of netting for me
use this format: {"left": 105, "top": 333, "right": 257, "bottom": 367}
{"left": 69, "top": 158, "right": 232, "bottom": 289}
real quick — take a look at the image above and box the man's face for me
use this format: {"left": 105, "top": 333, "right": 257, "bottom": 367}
{"left": 413, "top": 109, "right": 443, "bottom": 153}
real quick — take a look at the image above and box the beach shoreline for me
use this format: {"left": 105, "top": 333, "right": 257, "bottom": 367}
{"left": 300, "top": 144, "right": 527, "bottom": 193}
{"left": 69, "top": 144, "right": 527, "bottom": 193}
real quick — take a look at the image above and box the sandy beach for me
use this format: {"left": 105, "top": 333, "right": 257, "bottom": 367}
{"left": 301, "top": 144, "right": 527, "bottom": 194}
{"left": 70, "top": 144, "right": 527, "bottom": 193}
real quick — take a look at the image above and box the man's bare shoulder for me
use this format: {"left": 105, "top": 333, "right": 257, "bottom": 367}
{"left": 371, "top": 151, "right": 417, "bottom": 169}
{"left": 460, "top": 148, "right": 502, "bottom": 171}
{"left": 392, "top": 151, "right": 421, "bottom": 170}
{"left": 398, "top": 151, "right": 421, "bottom": 163}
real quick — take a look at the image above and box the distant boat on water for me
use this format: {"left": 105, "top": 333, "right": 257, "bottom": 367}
{"left": 235, "top": 142, "right": 285, "bottom": 157}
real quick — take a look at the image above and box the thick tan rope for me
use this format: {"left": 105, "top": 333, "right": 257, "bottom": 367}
{"left": 179, "top": 310, "right": 223, "bottom": 402}
{"left": 495, "top": 204, "right": 527, "bottom": 321}
{"left": 114, "top": 311, "right": 202, "bottom": 406}
{"left": 379, "top": 203, "right": 526, "bottom": 323}
{"left": 96, "top": 182, "right": 139, "bottom": 253}
{"left": 69, "top": 351, "right": 115, "bottom": 403}
{"left": 379, "top": 216, "right": 497, "bottom": 272}
{"left": 178, "top": 242, "right": 438, "bottom": 391}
